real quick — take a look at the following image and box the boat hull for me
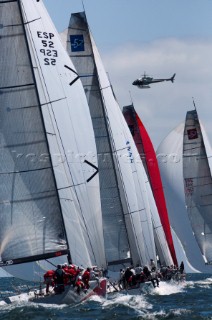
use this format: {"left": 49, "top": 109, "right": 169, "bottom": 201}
{"left": 7, "top": 278, "right": 107, "bottom": 305}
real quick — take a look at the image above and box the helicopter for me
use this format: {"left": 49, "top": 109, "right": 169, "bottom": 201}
{"left": 132, "top": 73, "right": 176, "bottom": 89}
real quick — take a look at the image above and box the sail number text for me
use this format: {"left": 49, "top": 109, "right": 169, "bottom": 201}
{"left": 37, "top": 31, "right": 58, "bottom": 66}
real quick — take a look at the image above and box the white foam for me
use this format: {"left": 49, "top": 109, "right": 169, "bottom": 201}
{"left": 103, "top": 292, "right": 152, "bottom": 311}
{"left": 150, "top": 280, "right": 186, "bottom": 295}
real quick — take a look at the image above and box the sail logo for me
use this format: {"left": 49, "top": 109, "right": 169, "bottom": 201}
{"left": 70, "top": 35, "right": 84, "bottom": 52}
{"left": 187, "top": 128, "right": 198, "bottom": 140}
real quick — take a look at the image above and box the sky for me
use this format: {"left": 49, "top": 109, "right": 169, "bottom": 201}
{"left": 43, "top": 0, "right": 212, "bottom": 150}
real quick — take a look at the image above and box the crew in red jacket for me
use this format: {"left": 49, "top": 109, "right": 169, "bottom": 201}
{"left": 75, "top": 276, "right": 85, "bottom": 294}
{"left": 82, "top": 267, "right": 91, "bottom": 289}
{"left": 43, "top": 269, "right": 55, "bottom": 294}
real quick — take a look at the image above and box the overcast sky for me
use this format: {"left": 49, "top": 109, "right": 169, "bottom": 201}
{"left": 43, "top": 0, "right": 212, "bottom": 150}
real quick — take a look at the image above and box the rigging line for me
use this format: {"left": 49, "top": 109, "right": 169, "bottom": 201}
{"left": 0, "top": 0, "right": 16, "bottom": 4}
{"left": 57, "top": 181, "right": 86, "bottom": 190}
{"left": 100, "top": 85, "right": 111, "bottom": 90}
{"left": 7, "top": 104, "right": 39, "bottom": 111}
{"left": 40, "top": 97, "right": 67, "bottom": 106}
{"left": 124, "top": 208, "right": 145, "bottom": 216}
{"left": 45, "top": 259, "right": 57, "bottom": 268}
{"left": 201, "top": 193, "right": 212, "bottom": 197}
{"left": 0, "top": 83, "right": 34, "bottom": 90}
{"left": 0, "top": 166, "right": 52, "bottom": 175}
{"left": 3, "top": 139, "right": 46, "bottom": 148}
{"left": 2, "top": 194, "right": 56, "bottom": 205}
{"left": 2, "top": 23, "right": 22, "bottom": 28}
{"left": 59, "top": 198, "right": 74, "bottom": 201}
{"left": 24, "top": 18, "right": 41, "bottom": 25}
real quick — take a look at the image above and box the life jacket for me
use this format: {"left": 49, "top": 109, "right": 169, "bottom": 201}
{"left": 67, "top": 267, "right": 77, "bottom": 278}
{"left": 75, "top": 280, "right": 84, "bottom": 289}
{"left": 44, "top": 270, "right": 55, "bottom": 279}
{"left": 82, "top": 270, "right": 90, "bottom": 281}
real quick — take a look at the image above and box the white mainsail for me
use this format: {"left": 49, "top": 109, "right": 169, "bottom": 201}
{"left": 0, "top": 0, "right": 106, "bottom": 280}
{"left": 62, "top": 12, "right": 157, "bottom": 269}
{"left": 157, "top": 109, "right": 212, "bottom": 273}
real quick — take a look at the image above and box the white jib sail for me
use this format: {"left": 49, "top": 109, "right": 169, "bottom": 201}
{"left": 89, "top": 33, "right": 157, "bottom": 267}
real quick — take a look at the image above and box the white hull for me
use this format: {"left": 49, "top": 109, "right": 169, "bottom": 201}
{"left": 6, "top": 278, "right": 107, "bottom": 305}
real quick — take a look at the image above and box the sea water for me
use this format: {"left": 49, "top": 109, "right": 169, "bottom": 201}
{"left": 0, "top": 273, "right": 211, "bottom": 319}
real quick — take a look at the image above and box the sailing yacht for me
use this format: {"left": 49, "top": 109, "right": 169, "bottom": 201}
{"left": 61, "top": 12, "right": 158, "bottom": 274}
{"left": 123, "top": 105, "right": 176, "bottom": 268}
{"left": 157, "top": 108, "right": 212, "bottom": 273}
{"left": 0, "top": 0, "right": 106, "bottom": 303}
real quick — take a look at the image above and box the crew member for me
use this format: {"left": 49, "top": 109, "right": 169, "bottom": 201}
{"left": 82, "top": 267, "right": 91, "bottom": 289}
{"left": 43, "top": 269, "right": 55, "bottom": 294}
